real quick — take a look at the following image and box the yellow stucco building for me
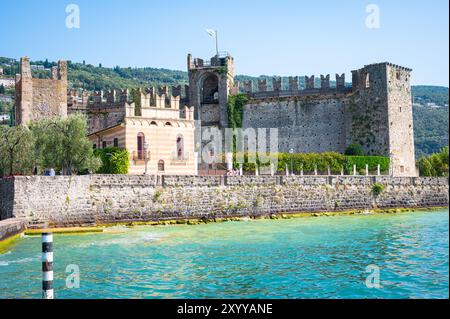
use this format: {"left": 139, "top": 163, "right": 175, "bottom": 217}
{"left": 87, "top": 89, "right": 196, "bottom": 175}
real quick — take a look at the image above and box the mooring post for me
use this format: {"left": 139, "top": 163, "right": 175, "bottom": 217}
{"left": 270, "top": 162, "right": 275, "bottom": 176}
{"left": 353, "top": 164, "right": 357, "bottom": 176}
{"left": 366, "top": 164, "right": 369, "bottom": 176}
{"left": 327, "top": 165, "right": 331, "bottom": 176}
{"left": 285, "top": 163, "right": 289, "bottom": 176}
{"left": 239, "top": 163, "right": 243, "bottom": 176}
{"left": 42, "top": 232, "right": 54, "bottom": 299}
{"left": 314, "top": 165, "right": 318, "bottom": 176}
{"left": 377, "top": 164, "right": 380, "bottom": 176}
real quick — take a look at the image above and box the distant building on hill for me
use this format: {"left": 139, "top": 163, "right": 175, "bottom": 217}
{"left": 0, "top": 94, "right": 13, "bottom": 102}
{"left": 0, "top": 78, "right": 15, "bottom": 88}
{"left": 0, "top": 114, "right": 10, "bottom": 121}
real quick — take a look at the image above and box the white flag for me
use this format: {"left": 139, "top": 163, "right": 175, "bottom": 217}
{"left": 206, "top": 29, "right": 216, "bottom": 37}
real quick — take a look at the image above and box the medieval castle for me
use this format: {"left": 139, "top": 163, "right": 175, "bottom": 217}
{"left": 15, "top": 53, "right": 416, "bottom": 176}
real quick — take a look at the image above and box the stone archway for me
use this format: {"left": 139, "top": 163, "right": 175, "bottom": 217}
{"left": 202, "top": 74, "right": 219, "bottom": 104}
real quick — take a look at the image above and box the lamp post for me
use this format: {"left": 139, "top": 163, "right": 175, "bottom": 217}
{"left": 144, "top": 141, "right": 149, "bottom": 175}
{"left": 289, "top": 148, "right": 294, "bottom": 176}
{"left": 389, "top": 151, "right": 393, "bottom": 176}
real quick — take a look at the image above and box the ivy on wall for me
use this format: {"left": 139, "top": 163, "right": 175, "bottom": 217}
{"left": 227, "top": 93, "right": 248, "bottom": 129}
{"left": 94, "top": 147, "right": 130, "bottom": 174}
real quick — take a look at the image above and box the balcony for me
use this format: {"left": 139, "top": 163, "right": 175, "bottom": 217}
{"left": 132, "top": 150, "right": 151, "bottom": 162}
{"left": 171, "top": 151, "right": 189, "bottom": 165}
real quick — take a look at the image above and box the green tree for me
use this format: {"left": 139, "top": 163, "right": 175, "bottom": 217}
{"left": 344, "top": 143, "right": 364, "bottom": 156}
{"left": 0, "top": 125, "right": 35, "bottom": 176}
{"left": 418, "top": 157, "right": 435, "bottom": 177}
{"left": 30, "top": 113, "right": 101, "bottom": 175}
{"left": 418, "top": 146, "right": 449, "bottom": 176}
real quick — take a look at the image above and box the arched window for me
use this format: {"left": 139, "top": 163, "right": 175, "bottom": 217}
{"left": 158, "top": 160, "right": 165, "bottom": 171}
{"left": 150, "top": 121, "right": 157, "bottom": 126}
{"left": 202, "top": 74, "right": 219, "bottom": 103}
{"left": 165, "top": 122, "right": 172, "bottom": 127}
{"left": 137, "top": 132, "right": 145, "bottom": 160}
{"left": 176, "top": 135, "right": 184, "bottom": 160}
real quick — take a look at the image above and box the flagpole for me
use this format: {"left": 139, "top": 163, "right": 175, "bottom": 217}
{"left": 215, "top": 30, "right": 219, "bottom": 56}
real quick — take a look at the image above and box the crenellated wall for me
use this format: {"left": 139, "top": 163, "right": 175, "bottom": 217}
{"left": 240, "top": 62, "right": 416, "bottom": 176}
{"left": 0, "top": 175, "right": 447, "bottom": 227}
{"left": 68, "top": 86, "right": 192, "bottom": 134}
{"left": 238, "top": 73, "right": 351, "bottom": 99}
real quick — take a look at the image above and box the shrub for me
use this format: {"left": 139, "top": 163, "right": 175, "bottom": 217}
{"left": 94, "top": 147, "right": 129, "bottom": 174}
{"left": 344, "top": 143, "right": 364, "bottom": 156}
{"left": 344, "top": 156, "right": 389, "bottom": 174}
{"left": 230, "top": 151, "right": 389, "bottom": 174}
{"left": 372, "top": 182, "right": 385, "bottom": 196}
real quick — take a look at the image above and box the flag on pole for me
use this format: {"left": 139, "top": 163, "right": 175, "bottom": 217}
{"left": 206, "top": 29, "right": 216, "bottom": 37}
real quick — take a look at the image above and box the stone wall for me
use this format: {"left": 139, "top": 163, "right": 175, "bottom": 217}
{"left": 0, "top": 178, "right": 14, "bottom": 220}
{"left": 0, "top": 175, "right": 447, "bottom": 227}
{"left": 243, "top": 95, "right": 349, "bottom": 154}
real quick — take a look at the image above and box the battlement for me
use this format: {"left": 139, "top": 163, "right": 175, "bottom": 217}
{"left": 68, "top": 85, "right": 191, "bottom": 111}
{"left": 187, "top": 52, "right": 233, "bottom": 70}
{"left": 351, "top": 62, "right": 412, "bottom": 92}
{"left": 237, "top": 73, "right": 351, "bottom": 99}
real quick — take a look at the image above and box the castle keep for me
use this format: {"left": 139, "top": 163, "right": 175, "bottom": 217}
{"left": 15, "top": 53, "right": 417, "bottom": 176}
{"left": 15, "top": 57, "right": 67, "bottom": 125}
{"left": 186, "top": 53, "right": 416, "bottom": 177}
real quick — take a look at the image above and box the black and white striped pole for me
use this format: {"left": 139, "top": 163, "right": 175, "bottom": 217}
{"left": 42, "top": 232, "right": 54, "bottom": 299}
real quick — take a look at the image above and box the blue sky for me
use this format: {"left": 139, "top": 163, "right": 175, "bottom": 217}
{"left": 1, "top": 0, "right": 449, "bottom": 86}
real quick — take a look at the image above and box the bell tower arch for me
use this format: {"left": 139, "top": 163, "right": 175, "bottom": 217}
{"left": 187, "top": 53, "right": 234, "bottom": 129}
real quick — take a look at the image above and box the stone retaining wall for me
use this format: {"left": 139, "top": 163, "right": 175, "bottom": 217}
{"left": 0, "top": 175, "right": 448, "bottom": 227}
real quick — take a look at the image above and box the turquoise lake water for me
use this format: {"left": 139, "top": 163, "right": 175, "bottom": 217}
{"left": 0, "top": 209, "right": 448, "bottom": 299}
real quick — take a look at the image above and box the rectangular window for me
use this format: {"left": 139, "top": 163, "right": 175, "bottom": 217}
{"left": 102, "top": 141, "right": 107, "bottom": 148}
{"left": 113, "top": 138, "right": 118, "bottom": 147}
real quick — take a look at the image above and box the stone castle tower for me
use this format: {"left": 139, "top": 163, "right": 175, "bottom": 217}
{"left": 350, "top": 63, "right": 416, "bottom": 176}
{"left": 185, "top": 52, "right": 416, "bottom": 176}
{"left": 15, "top": 57, "right": 68, "bottom": 125}
{"left": 187, "top": 53, "right": 234, "bottom": 129}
